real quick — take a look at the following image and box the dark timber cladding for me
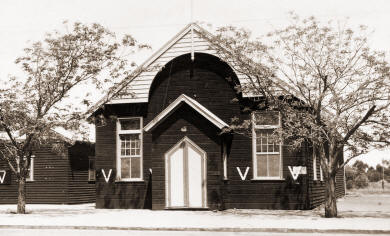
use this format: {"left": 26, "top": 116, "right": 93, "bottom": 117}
{"left": 0, "top": 142, "right": 95, "bottom": 204}
{"left": 91, "top": 21, "right": 346, "bottom": 211}
{"left": 93, "top": 51, "right": 346, "bottom": 210}
{"left": 307, "top": 150, "right": 346, "bottom": 209}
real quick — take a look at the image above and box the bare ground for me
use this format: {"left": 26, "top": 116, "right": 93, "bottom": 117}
{"left": 0, "top": 191, "right": 389, "bottom": 232}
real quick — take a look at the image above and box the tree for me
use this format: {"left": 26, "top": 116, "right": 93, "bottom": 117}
{"left": 353, "top": 160, "right": 368, "bottom": 174}
{"left": 0, "top": 22, "right": 149, "bottom": 213}
{"left": 345, "top": 165, "right": 356, "bottom": 189}
{"left": 367, "top": 167, "right": 381, "bottom": 182}
{"left": 354, "top": 173, "right": 369, "bottom": 188}
{"left": 210, "top": 14, "right": 390, "bottom": 217}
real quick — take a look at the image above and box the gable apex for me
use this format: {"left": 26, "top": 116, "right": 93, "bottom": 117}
{"left": 87, "top": 22, "right": 299, "bottom": 118}
{"left": 87, "top": 23, "right": 219, "bottom": 115}
{"left": 144, "top": 94, "right": 229, "bottom": 132}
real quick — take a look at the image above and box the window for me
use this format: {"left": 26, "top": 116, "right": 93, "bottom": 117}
{"left": 116, "top": 117, "right": 143, "bottom": 181}
{"left": 88, "top": 157, "right": 96, "bottom": 182}
{"left": 252, "top": 112, "right": 282, "bottom": 179}
{"left": 26, "top": 156, "right": 34, "bottom": 181}
{"left": 313, "top": 153, "right": 318, "bottom": 180}
{"left": 320, "top": 165, "right": 324, "bottom": 181}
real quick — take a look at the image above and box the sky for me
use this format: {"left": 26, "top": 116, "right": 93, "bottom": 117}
{"left": 0, "top": 0, "right": 389, "bottom": 166}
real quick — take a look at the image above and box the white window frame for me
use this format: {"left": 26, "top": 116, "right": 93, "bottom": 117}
{"left": 222, "top": 142, "right": 228, "bottom": 180}
{"left": 313, "top": 152, "right": 318, "bottom": 181}
{"left": 116, "top": 117, "right": 143, "bottom": 182}
{"left": 26, "top": 156, "right": 34, "bottom": 182}
{"left": 252, "top": 112, "right": 283, "bottom": 180}
{"left": 88, "top": 157, "right": 96, "bottom": 182}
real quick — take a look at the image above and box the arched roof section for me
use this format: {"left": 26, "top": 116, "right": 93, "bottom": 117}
{"left": 148, "top": 52, "right": 241, "bottom": 101}
{"left": 88, "top": 23, "right": 295, "bottom": 114}
{"left": 89, "top": 24, "right": 249, "bottom": 109}
{"left": 109, "top": 23, "right": 248, "bottom": 104}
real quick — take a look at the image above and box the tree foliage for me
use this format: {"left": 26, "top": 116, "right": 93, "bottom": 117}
{"left": 0, "top": 21, "right": 149, "bottom": 213}
{"left": 354, "top": 173, "right": 369, "bottom": 188}
{"left": 345, "top": 165, "right": 356, "bottom": 189}
{"left": 346, "top": 160, "right": 390, "bottom": 188}
{"left": 367, "top": 167, "right": 381, "bottom": 182}
{"left": 210, "top": 13, "right": 390, "bottom": 217}
{"left": 353, "top": 160, "right": 368, "bottom": 173}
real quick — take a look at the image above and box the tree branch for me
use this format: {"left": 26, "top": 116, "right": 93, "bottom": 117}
{"left": 342, "top": 105, "right": 376, "bottom": 145}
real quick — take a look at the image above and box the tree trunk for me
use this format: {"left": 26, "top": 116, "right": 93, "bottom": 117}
{"left": 17, "top": 177, "right": 26, "bottom": 214}
{"left": 324, "top": 174, "right": 337, "bottom": 218}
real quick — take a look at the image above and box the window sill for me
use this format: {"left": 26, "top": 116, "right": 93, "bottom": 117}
{"left": 165, "top": 207, "right": 209, "bottom": 211}
{"left": 115, "top": 179, "right": 144, "bottom": 183}
{"left": 251, "top": 178, "right": 285, "bottom": 182}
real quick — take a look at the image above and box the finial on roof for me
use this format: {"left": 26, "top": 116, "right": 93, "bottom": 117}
{"left": 191, "top": 24, "right": 195, "bottom": 61}
{"left": 190, "top": 0, "right": 195, "bottom": 61}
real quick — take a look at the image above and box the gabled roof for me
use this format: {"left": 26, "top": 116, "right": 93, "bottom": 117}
{"left": 86, "top": 23, "right": 252, "bottom": 116}
{"left": 0, "top": 129, "right": 73, "bottom": 143}
{"left": 144, "top": 94, "right": 229, "bottom": 132}
{"left": 87, "top": 23, "right": 206, "bottom": 115}
{"left": 87, "top": 22, "right": 299, "bottom": 117}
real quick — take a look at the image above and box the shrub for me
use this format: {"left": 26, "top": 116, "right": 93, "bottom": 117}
{"left": 345, "top": 166, "right": 356, "bottom": 181}
{"left": 367, "top": 170, "right": 381, "bottom": 182}
{"left": 346, "top": 180, "right": 354, "bottom": 189}
{"left": 355, "top": 174, "right": 369, "bottom": 189}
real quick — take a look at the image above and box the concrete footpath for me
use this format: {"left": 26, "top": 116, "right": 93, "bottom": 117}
{"left": 0, "top": 195, "right": 389, "bottom": 234}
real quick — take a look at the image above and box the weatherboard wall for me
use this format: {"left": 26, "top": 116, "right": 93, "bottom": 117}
{"left": 0, "top": 144, "right": 95, "bottom": 204}
{"left": 94, "top": 53, "right": 313, "bottom": 210}
{"left": 307, "top": 150, "right": 346, "bottom": 209}
{"left": 67, "top": 142, "right": 96, "bottom": 204}
{"left": 94, "top": 111, "right": 151, "bottom": 209}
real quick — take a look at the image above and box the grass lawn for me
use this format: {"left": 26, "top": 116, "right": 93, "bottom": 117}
{"left": 334, "top": 181, "right": 390, "bottom": 218}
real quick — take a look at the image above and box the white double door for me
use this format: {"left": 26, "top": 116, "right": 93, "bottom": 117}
{"left": 165, "top": 137, "right": 207, "bottom": 208}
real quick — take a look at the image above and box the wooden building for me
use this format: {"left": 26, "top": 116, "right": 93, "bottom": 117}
{"left": 0, "top": 140, "right": 95, "bottom": 204}
{"left": 90, "top": 23, "right": 345, "bottom": 210}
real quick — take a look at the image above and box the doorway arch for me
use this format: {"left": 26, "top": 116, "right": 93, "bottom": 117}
{"left": 165, "top": 136, "right": 207, "bottom": 208}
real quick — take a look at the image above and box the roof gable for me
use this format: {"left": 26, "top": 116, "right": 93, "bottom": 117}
{"left": 88, "top": 23, "right": 253, "bottom": 113}
{"left": 88, "top": 23, "right": 298, "bottom": 116}
{"left": 0, "top": 129, "right": 72, "bottom": 143}
{"left": 109, "top": 23, "right": 231, "bottom": 103}
{"left": 144, "top": 94, "right": 229, "bottom": 132}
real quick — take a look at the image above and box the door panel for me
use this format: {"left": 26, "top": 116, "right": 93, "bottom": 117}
{"left": 169, "top": 146, "right": 185, "bottom": 207}
{"left": 187, "top": 145, "right": 203, "bottom": 207}
{"left": 166, "top": 137, "right": 206, "bottom": 208}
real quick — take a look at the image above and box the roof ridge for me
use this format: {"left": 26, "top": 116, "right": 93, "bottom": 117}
{"left": 86, "top": 22, "right": 302, "bottom": 118}
{"left": 86, "top": 23, "right": 206, "bottom": 118}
